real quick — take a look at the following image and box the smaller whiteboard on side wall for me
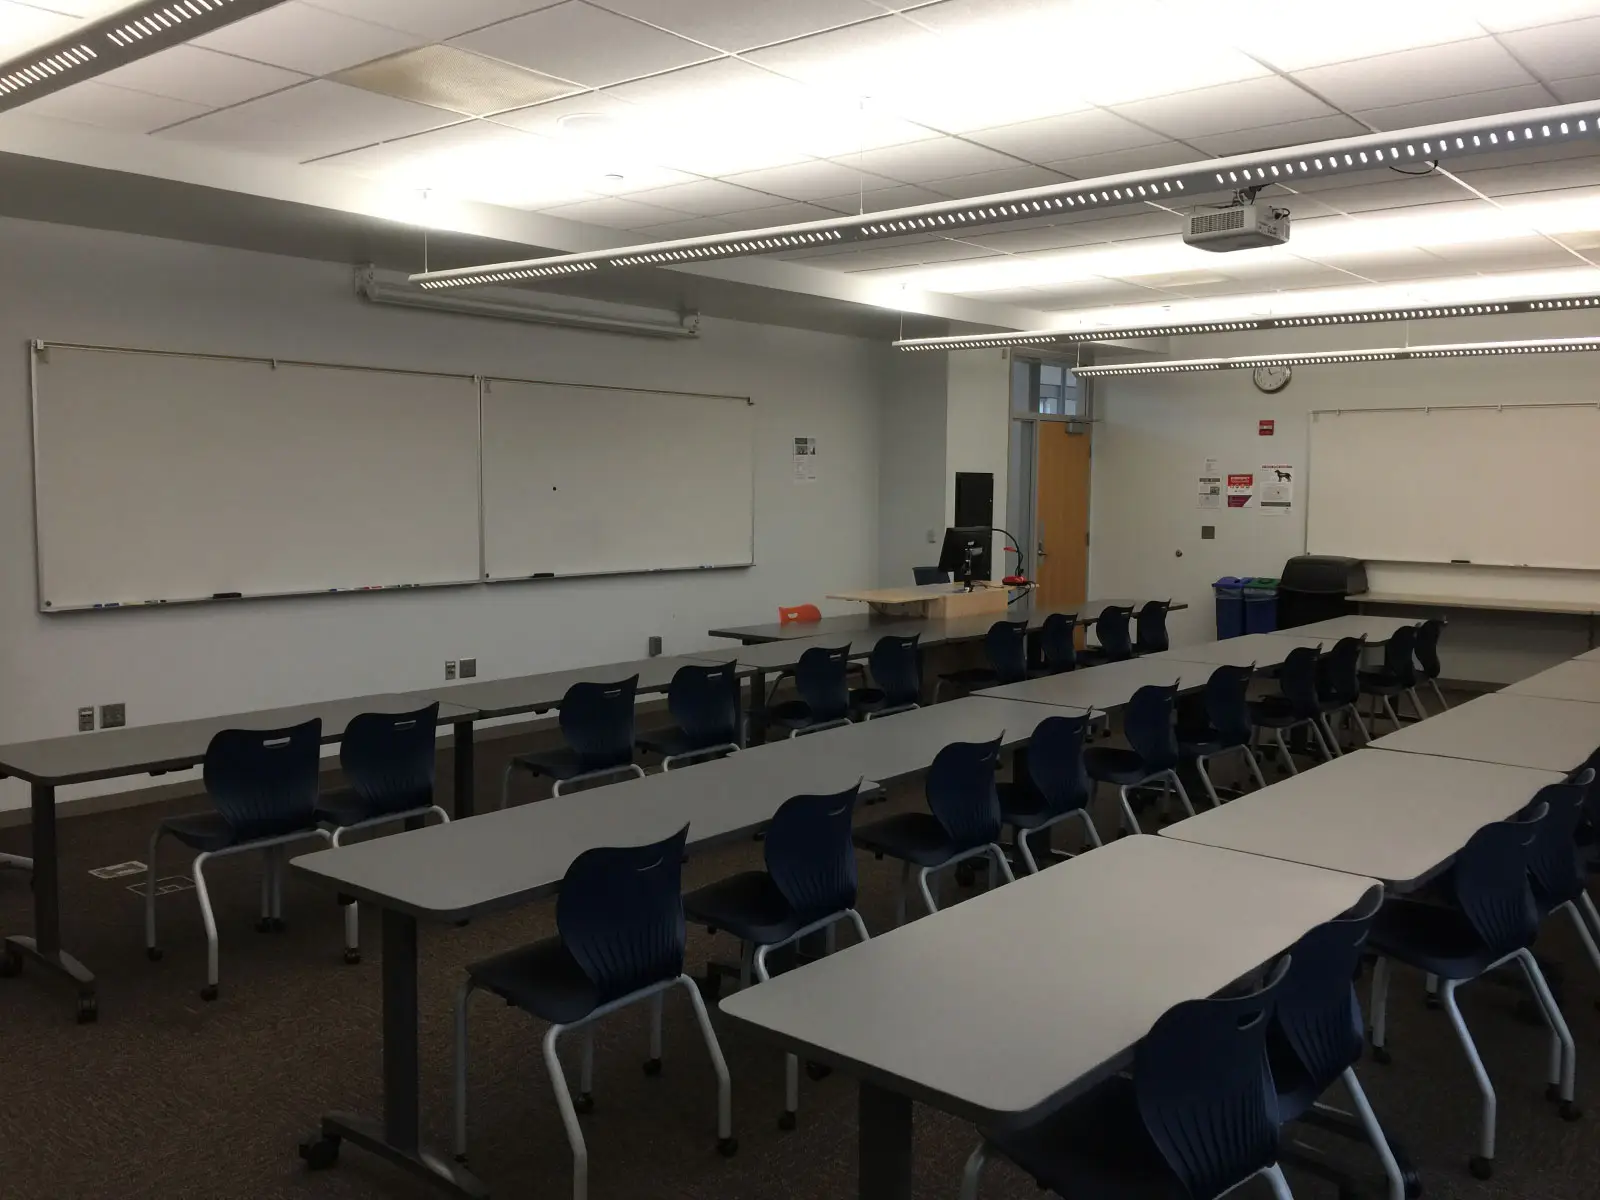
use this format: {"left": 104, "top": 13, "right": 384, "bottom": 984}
{"left": 481, "top": 378, "right": 754, "bottom": 580}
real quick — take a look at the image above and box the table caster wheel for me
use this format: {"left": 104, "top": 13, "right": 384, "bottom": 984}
{"left": 299, "top": 1135, "right": 340, "bottom": 1170}
{"left": 717, "top": 1136, "right": 738, "bottom": 1158}
{"left": 778, "top": 1111, "right": 796, "bottom": 1131}
{"left": 343, "top": 949, "right": 361, "bottom": 966}
{"left": 643, "top": 1057, "right": 662, "bottom": 1077}
{"left": 574, "top": 1092, "right": 594, "bottom": 1114}
{"left": 1403, "top": 1170, "right": 1423, "bottom": 1199}
{"left": 200, "top": 984, "right": 219, "bottom": 1002}
{"left": 1560, "top": 1100, "right": 1582, "bottom": 1121}
{"left": 0, "top": 946, "right": 22, "bottom": 978}
{"left": 77, "top": 995, "right": 98, "bottom": 1024}
{"left": 805, "top": 1061, "right": 832, "bottom": 1081}
{"left": 1468, "top": 1155, "right": 1492, "bottom": 1180}
{"left": 1371, "top": 1045, "right": 1391, "bottom": 1065}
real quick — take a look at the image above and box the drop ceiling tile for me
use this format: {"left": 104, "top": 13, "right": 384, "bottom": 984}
{"left": 1188, "top": 115, "right": 1369, "bottom": 157}
{"left": 627, "top": 215, "right": 740, "bottom": 239}
{"left": 95, "top": 45, "right": 308, "bottom": 109}
{"left": 304, "top": 1, "right": 563, "bottom": 40}
{"left": 1550, "top": 74, "right": 1600, "bottom": 102}
{"left": 968, "top": 110, "right": 1169, "bottom": 162}
{"left": 921, "top": 165, "right": 1070, "bottom": 198}
{"left": 1027, "top": 280, "right": 1172, "bottom": 307}
{"left": 318, "top": 118, "right": 540, "bottom": 171}
{"left": 722, "top": 160, "right": 900, "bottom": 201}
{"left": 193, "top": 1, "right": 424, "bottom": 76}
{"left": 155, "top": 80, "right": 453, "bottom": 162}
{"left": 20, "top": 80, "right": 209, "bottom": 134}
{"left": 1456, "top": 154, "right": 1600, "bottom": 196}
{"left": 1498, "top": 16, "right": 1600, "bottom": 80}
{"left": 1050, "top": 212, "right": 1187, "bottom": 244}
{"left": 1286, "top": 175, "right": 1473, "bottom": 211}
{"left": 454, "top": 1, "right": 718, "bottom": 88}
{"left": 335, "top": 44, "right": 580, "bottom": 116}
{"left": 1292, "top": 39, "right": 1535, "bottom": 112}
{"left": 1233, "top": 2, "right": 1485, "bottom": 71}
{"left": 1470, "top": 1, "right": 1600, "bottom": 32}
{"left": 839, "top": 137, "right": 1022, "bottom": 184}
{"left": 1295, "top": 247, "right": 1458, "bottom": 282}
{"left": 0, "top": 1, "right": 72, "bottom": 57}
{"left": 625, "top": 178, "right": 790, "bottom": 215}
{"left": 743, "top": 14, "right": 935, "bottom": 90}
{"left": 1110, "top": 76, "right": 1336, "bottom": 141}
{"left": 845, "top": 241, "right": 1000, "bottom": 269}
{"left": 1042, "top": 143, "right": 1197, "bottom": 181}
{"left": 491, "top": 92, "right": 639, "bottom": 138}
{"left": 592, "top": 0, "right": 885, "bottom": 51}
{"left": 1354, "top": 84, "right": 1559, "bottom": 131}
{"left": 540, "top": 194, "right": 690, "bottom": 228}
{"left": 812, "top": 183, "right": 950, "bottom": 212}
{"left": 1424, "top": 236, "right": 1584, "bottom": 270}
{"left": 963, "top": 225, "right": 1116, "bottom": 254}
{"left": 716, "top": 201, "right": 849, "bottom": 228}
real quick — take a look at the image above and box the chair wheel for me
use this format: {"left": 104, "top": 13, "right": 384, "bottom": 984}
{"left": 643, "top": 1057, "right": 662, "bottom": 1077}
{"left": 805, "top": 1061, "right": 832, "bottom": 1081}
{"left": 343, "top": 949, "right": 361, "bottom": 966}
{"left": 574, "top": 1092, "right": 594, "bottom": 1114}
{"left": 1468, "top": 1155, "right": 1493, "bottom": 1180}
{"left": 778, "top": 1111, "right": 796, "bottom": 1131}
{"left": 0, "top": 946, "right": 19, "bottom": 978}
{"left": 256, "top": 918, "right": 274, "bottom": 933}
{"left": 77, "top": 995, "right": 98, "bottom": 1024}
{"left": 200, "top": 984, "right": 219, "bottom": 1002}
{"left": 299, "top": 1135, "right": 340, "bottom": 1170}
{"left": 717, "top": 1136, "right": 738, "bottom": 1158}
{"left": 1560, "top": 1099, "right": 1582, "bottom": 1122}
{"left": 1403, "top": 1169, "right": 1423, "bottom": 1199}
{"left": 271, "top": 917, "right": 286, "bottom": 933}
{"left": 1371, "top": 1045, "right": 1391, "bottom": 1065}
{"left": 146, "top": 947, "right": 163, "bottom": 962}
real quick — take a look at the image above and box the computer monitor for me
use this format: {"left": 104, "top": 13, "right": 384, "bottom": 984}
{"left": 937, "top": 526, "right": 991, "bottom": 586}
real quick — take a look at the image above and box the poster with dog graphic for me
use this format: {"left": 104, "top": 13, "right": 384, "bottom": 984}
{"left": 1260, "top": 464, "right": 1294, "bottom": 517}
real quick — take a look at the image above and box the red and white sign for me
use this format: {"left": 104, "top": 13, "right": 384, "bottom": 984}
{"left": 1258, "top": 419, "right": 1275, "bottom": 436}
{"left": 1227, "top": 473, "right": 1255, "bottom": 508}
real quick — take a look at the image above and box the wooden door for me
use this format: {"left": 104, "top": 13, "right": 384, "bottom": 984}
{"left": 1034, "top": 421, "right": 1091, "bottom": 606}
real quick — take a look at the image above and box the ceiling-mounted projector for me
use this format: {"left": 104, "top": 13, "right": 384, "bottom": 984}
{"left": 1184, "top": 202, "right": 1291, "bottom": 251}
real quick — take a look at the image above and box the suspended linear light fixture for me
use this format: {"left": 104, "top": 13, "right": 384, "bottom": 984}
{"left": 1069, "top": 337, "right": 1600, "bottom": 378}
{"left": 0, "top": 0, "right": 291, "bottom": 112}
{"left": 411, "top": 100, "right": 1600, "bottom": 290}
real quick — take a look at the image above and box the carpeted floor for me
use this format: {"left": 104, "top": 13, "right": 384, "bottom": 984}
{"left": 2, "top": 713, "right": 1597, "bottom": 1200}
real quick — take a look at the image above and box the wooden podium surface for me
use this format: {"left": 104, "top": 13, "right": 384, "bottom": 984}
{"left": 826, "top": 581, "right": 1013, "bottom": 619}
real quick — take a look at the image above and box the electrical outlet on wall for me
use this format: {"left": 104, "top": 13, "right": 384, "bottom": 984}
{"left": 444, "top": 660, "right": 458, "bottom": 681}
{"left": 647, "top": 636, "right": 663, "bottom": 657}
{"left": 77, "top": 707, "right": 95, "bottom": 733}
{"left": 459, "top": 658, "right": 478, "bottom": 678}
{"left": 100, "top": 703, "right": 126, "bottom": 729}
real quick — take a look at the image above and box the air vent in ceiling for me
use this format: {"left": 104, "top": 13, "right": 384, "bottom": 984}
{"left": 335, "top": 45, "right": 577, "bottom": 117}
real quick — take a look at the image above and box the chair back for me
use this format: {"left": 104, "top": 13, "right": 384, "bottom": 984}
{"left": 1039, "top": 612, "right": 1078, "bottom": 674}
{"left": 557, "top": 825, "right": 689, "bottom": 1004}
{"left": 984, "top": 620, "right": 1030, "bottom": 685}
{"left": 1414, "top": 619, "right": 1444, "bottom": 682}
{"left": 1277, "top": 646, "right": 1324, "bottom": 718}
{"left": 666, "top": 663, "right": 741, "bottom": 751}
{"left": 1451, "top": 808, "right": 1545, "bottom": 959}
{"left": 1124, "top": 684, "right": 1180, "bottom": 772}
{"left": 1524, "top": 777, "right": 1591, "bottom": 905}
{"left": 560, "top": 676, "right": 639, "bottom": 769}
{"left": 1317, "top": 636, "right": 1365, "bottom": 706}
{"left": 765, "top": 784, "right": 863, "bottom": 922}
{"left": 1135, "top": 600, "right": 1172, "bottom": 655}
{"left": 339, "top": 703, "right": 439, "bottom": 816}
{"left": 1203, "top": 665, "right": 1255, "bottom": 747}
{"left": 1093, "top": 605, "right": 1135, "bottom": 661}
{"left": 795, "top": 645, "right": 852, "bottom": 723}
{"left": 868, "top": 634, "right": 922, "bottom": 708}
{"left": 912, "top": 566, "right": 950, "bottom": 586}
{"left": 1269, "top": 888, "right": 1382, "bottom": 1099}
{"left": 926, "top": 736, "right": 1004, "bottom": 849}
{"left": 1024, "top": 714, "right": 1091, "bottom": 817}
{"left": 1134, "top": 957, "right": 1290, "bottom": 1200}
{"left": 779, "top": 603, "right": 821, "bottom": 624}
{"left": 1381, "top": 625, "right": 1418, "bottom": 685}
{"left": 203, "top": 719, "right": 322, "bottom": 839}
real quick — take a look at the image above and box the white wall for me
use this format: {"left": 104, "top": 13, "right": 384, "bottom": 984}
{"left": 946, "top": 348, "right": 1011, "bottom": 573}
{"left": 877, "top": 351, "right": 948, "bottom": 586}
{"left": 0, "top": 216, "right": 887, "bottom": 810}
{"left": 1088, "top": 311, "right": 1600, "bottom": 683}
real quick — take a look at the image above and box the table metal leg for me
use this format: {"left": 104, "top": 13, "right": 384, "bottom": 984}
{"left": 452, "top": 720, "right": 476, "bottom": 819}
{"left": 858, "top": 1081, "right": 913, "bottom": 1200}
{"left": 0, "top": 782, "right": 97, "bottom": 1023}
{"left": 300, "top": 908, "right": 487, "bottom": 1198}
{"left": 749, "top": 668, "right": 770, "bottom": 744}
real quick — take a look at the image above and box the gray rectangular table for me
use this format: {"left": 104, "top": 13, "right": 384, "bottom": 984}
{"left": 1161, "top": 747, "right": 1560, "bottom": 891}
{"left": 974, "top": 655, "right": 1217, "bottom": 712}
{"left": 706, "top": 613, "right": 932, "bottom": 645}
{"left": 706, "top": 598, "right": 1186, "bottom": 646}
{"left": 1503, "top": 659, "right": 1600, "bottom": 704}
{"left": 1268, "top": 615, "right": 1417, "bottom": 642}
{"left": 0, "top": 692, "right": 474, "bottom": 1023}
{"left": 1371, "top": 691, "right": 1600, "bottom": 772}
{"left": 1150, "top": 632, "right": 1329, "bottom": 668}
{"left": 719, "top": 835, "right": 1375, "bottom": 1200}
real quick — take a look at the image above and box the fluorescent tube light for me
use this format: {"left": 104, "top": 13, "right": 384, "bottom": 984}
{"left": 1070, "top": 337, "right": 1600, "bottom": 377}
{"left": 0, "top": 0, "right": 291, "bottom": 112}
{"left": 356, "top": 268, "right": 698, "bottom": 339}
{"left": 412, "top": 99, "right": 1600, "bottom": 290}
{"left": 895, "top": 294, "right": 1600, "bottom": 352}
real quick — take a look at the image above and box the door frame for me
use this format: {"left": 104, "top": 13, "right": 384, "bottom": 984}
{"left": 1010, "top": 358, "right": 1094, "bottom": 589}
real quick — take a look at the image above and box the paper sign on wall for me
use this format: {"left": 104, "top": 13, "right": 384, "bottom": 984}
{"left": 792, "top": 436, "right": 818, "bottom": 483}
{"left": 1260, "top": 463, "right": 1294, "bottom": 517}
{"left": 1198, "top": 474, "right": 1222, "bottom": 509}
{"left": 1226, "top": 473, "right": 1255, "bottom": 508}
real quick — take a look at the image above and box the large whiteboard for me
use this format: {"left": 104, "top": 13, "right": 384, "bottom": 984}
{"left": 1306, "top": 404, "right": 1600, "bottom": 569}
{"left": 481, "top": 377, "right": 754, "bottom": 579}
{"left": 32, "top": 345, "right": 482, "bottom": 610}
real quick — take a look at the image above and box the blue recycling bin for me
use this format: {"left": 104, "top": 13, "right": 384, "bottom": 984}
{"left": 1213, "top": 577, "right": 1246, "bottom": 639}
{"left": 1243, "top": 577, "right": 1280, "bottom": 633}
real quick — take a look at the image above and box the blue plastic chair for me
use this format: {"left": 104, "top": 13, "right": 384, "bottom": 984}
{"left": 1178, "top": 664, "right": 1267, "bottom": 807}
{"left": 637, "top": 662, "right": 742, "bottom": 768}
{"left": 853, "top": 737, "right": 1013, "bottom": 923}
{"left": 1085, "top": 683, "right": 1194, "bottom": 834}
{"left": 1316, "top": 636, "right": 1372, "bottom": 749}
{"left": 959, "top": 957, "right": 1296, "bottom": 1200}
{"left": 769, "top": 645, "right": 853, "bottom": 737}
{"left": 997, "top": 714, "right": 1099, "bottom": 872}
{"left": 1249, "top": 645, "right": 1334, "bottom": 773}
{"left": 850, "top": 634, "right": 922, "bottom": 718}
{"left": 1368, "top": 805, "right": 1578, "bottom": 1178}
{"left": 504, "top": 676, "right": 646, "bottom": 804}
{"left": 1079, "top": 604, "right": 1135, "bottom": 666}
{"left": 314, "top": 704, "right": 451, "bottom": 964}
{"left": 145, "top": 719, "right": 331, "bottom": 1000}
{"left": 683, "top": 784, "right": 867, "bottom": 1129}
{"left": 1038, "top": 612, "right": 1078, "bottom": 674}
{"left": 453, "top": 826, "right": 733, "bottom": 1195}
{"left": 935, "top": 620, "right": 1028, "bottom": 700}
{"left": 1524, "top": 774, "right": 1600, "bottom": 991}
{"left": 1134, "top": 599, "right": 1172, "bottom": 655}
{"left": 913, "top": 566, "right": 951, "bottom": 585}
{"left": 1359, "top": 625, "right": 1421, "bottom": 731}
{"left": 1412, "top": 618, "right": 1449, "bottom": 713}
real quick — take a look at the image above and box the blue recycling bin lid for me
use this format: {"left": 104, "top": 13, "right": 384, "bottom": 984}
{"left": 1213, "top": 576, "right": 1246, "bottom": 590}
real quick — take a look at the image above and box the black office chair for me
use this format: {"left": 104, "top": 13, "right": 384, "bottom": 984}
{"left": 1412, "top": 618, "right": 1449, "bottom": 714}
{"left": 637, "top": 662, "right": 742, "bottom": 769}
{"left": 1526, "top": 774, "right": 1600, "bottom": 992}
{"left": 452, "top": 826, "right": 734, "bottom": 1195}
{"left": 935, "top": 619, "right": 1028, "bottom": 700}
{"left": 854, "top": 737, "right": 1013, "bottom": 923}
{"left": 1178, "top": 664, "right": 1267, "bottom": 807}
{"left": 684, "top": 784, "right": 867, "bottom": 1129}
{"left": 850, "top": 634, "right": 922, "bottom": 719}
{"left": 1134, "top": 599, "right": 1172, "bottom": 655}
{"left": 1086, "top": 683, "right": 1194, "bottom": 834}
{"left": 913, "top": 566, "right": 951, "bottom": 585}
{"left": 1038, "top": 612, "right": 1078, "bottom": 674}
{"left": 998, "top": 714, "right": 1100, "bottom": 872}
{"left": 504, "top": 677, "right": 646, "bottom": 805}
{"left": 1359, "top": 625, "right": 1421, "bottom": 732}
{"left": 145, "top": 720, "right": 332, "bottom": 1000}
{"left": 769, "top": 645, "right": 853, "bottom": 737}
{"left": 316, "top": 704, "right": 451, "bottom": 964}
{"left": 1316, "top": 636, "right": 1371, "bottom": 750}
{"left": 1078, "top": 604, "right": 1135, "bottom": 666}
{"left": 1250, "top": 646, "right": 1334, "bottom": 774}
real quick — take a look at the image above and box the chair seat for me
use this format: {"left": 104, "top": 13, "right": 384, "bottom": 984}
{"left": 769, "top": 699, "right": 822, "bottom": 729}
{"left": 996, "top": 781, "right": 1083, "bottom": 830}
{"left": 1368, "top": 898, "right": 1507, "bottom": 980}
{"left": 1077, "top": 650, "right": 1131, "bottom": 668}
{"left": 853, "top": 812, "right": 960, "bottom": 867}
{"left": 987, "top": 1075, "right": 1191, "bottom": 1200}
{"left": 512, "top": 746, "right": 628, "bottom": 781}
{"left": 316, "top": 788, "right": 429, "bottom": 828}
{"left": 636, "top": 726, "right": 729, "bottom": 759}
{"left": 849, "top": 686, "right": 888, "bottom": 713}
{"left": 1358, "top": 671, "right": 1406, "bottom": 695}
{"left": 466, "top": 935, "right": 602, "bottom": 1025}
{"left": 1247, "top": 696, "right": 1307, "bottom": 728}
{"left": 1269, "top": 1041, "right": 1326, "bottom": 1126}
{"left": 159, "top": 810, "right": 242, "bottom": 853}
{"left": 938, "top": 667, "right": 999, "bottom": 688}
{"left": 682, "top": 870, "right": 804, "bottom": 946}
{"left": 1084, "top": 746, "right": 1155, "bottom": 786}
